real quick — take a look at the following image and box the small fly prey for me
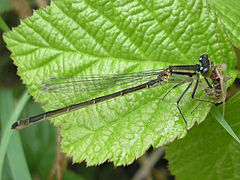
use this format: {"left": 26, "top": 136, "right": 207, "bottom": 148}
{"left": 12, "top": 54, "right": 224, "bottom": 130}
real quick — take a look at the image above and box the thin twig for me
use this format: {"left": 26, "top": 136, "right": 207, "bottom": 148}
{"left": 132, "top": 146, "right": 166, "bottom": 180}
{"left": 36, "top": 0, "right": 48, "bottom": 8}
{"left": 9, "top": 0, "right": 32, "bottom": 18}
{"left": 49, "top": 127, "right": 67, "bottom": 180}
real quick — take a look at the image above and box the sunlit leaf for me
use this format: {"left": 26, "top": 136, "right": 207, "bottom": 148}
{"left": 4, "top": 0, "right": 237, "bottom": 165}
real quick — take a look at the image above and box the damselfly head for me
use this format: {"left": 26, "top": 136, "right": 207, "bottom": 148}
{"left": 199, "top": 54, "right": 214, "bottom": 75}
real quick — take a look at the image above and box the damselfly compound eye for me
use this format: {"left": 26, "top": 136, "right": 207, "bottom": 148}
{"left": 199, "top": 54, "right": 211, "bottom": 74}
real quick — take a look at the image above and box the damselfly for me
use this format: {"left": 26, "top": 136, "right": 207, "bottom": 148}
{"left": 12, "top": 54, "right": 225, "bottom": 130}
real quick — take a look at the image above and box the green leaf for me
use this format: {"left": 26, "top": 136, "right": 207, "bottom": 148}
{"left": 0, "top": 16, "right": 10, "bottom": 32}
{"left": 211, "top": 105, "right": 240, "bottom": 144}
{"left": 3, "top": 0, "right": 237, "bottom": 166}
{"left": 0, "top": 90, "right": 31, "bottom": 180}
{"left": 0, "top": 0, "right": 12, "bottom": 14}
{"left": 165, "top": 92, "right": 240, "bottom": 180}
{"left": 208, "top": 0, "right": 240, "bottom": 49}
{"left": 19, "top": 101, "right": 57, "bottom": 178}
{"left": 0, "top": 90, "right": 30, "bottom": 179}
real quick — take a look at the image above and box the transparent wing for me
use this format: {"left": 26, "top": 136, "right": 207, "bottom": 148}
{"left": 37, "top": 69, "right": 192, "bottom": 110}
{"left": 40, "top": 69, "right": 166, "bottom": 93}
{"left": 37, "top": 69, "right": 166, "bottom": 110}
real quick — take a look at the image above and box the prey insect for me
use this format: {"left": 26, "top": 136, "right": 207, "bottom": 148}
{"left": 12, "top": 54, "right": 224, "bottom": 130}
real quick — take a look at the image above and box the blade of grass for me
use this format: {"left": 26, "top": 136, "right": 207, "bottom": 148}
{"left": 211, "top": 106, "right": 240, "bottom": 144}
{"left": 0, "top": 16, "right": 10, "bottom": 32}
{"left": 0, "top": 90, "right": 30, "bottom": 179}
{"left": 0, "top": 90, "right": 31, "bottom": 180}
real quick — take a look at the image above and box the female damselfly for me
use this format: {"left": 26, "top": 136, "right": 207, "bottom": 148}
{"left": 12, "top": 54, "right": 225, "bottom": 130}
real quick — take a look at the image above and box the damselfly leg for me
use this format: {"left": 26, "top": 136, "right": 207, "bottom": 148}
{"left": 191, "top": 75, "right": 215, "bottom": 104}
{"left": 176, "top": 81, "right": 194, "bottom": 129}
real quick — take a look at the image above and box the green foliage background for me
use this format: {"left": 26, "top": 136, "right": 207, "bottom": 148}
{"left": 166, "top": 92, "right": 240, "bottom": 180}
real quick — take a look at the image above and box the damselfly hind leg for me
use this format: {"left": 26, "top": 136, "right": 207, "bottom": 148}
{"left": 176, "top": 81, "right": 194, "bottom": 131}
{"left": 191, "top": 76, "right": 215, "bottom": 104}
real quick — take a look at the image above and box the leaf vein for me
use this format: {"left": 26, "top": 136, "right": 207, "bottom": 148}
{"left": 84, "top": 0, "right": 147, "bottom": 59}
{"left": 35, "top": 10, "right": 80, "bottom": 51}
{"left": 53, "top": 3, "right": 111, "bottom": 57}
